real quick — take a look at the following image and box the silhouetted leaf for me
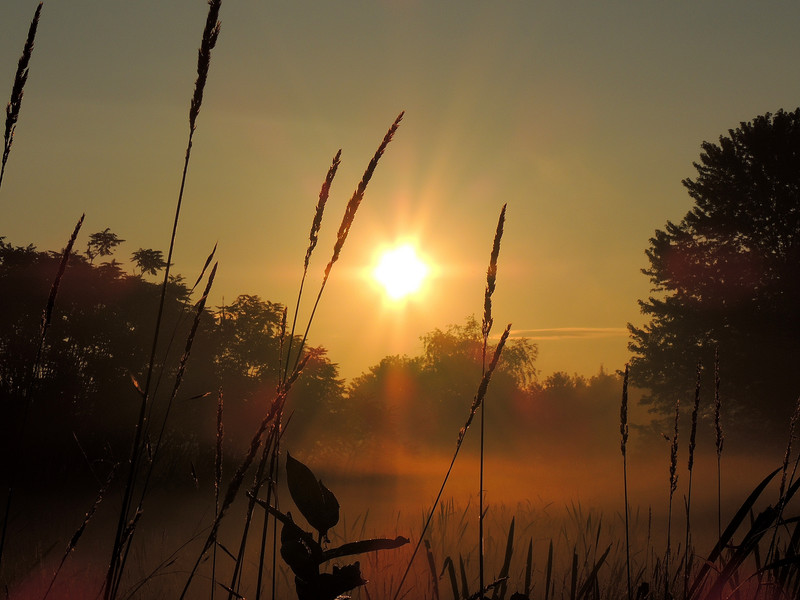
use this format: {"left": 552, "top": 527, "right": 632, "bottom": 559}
{"left": 279, "top": 512, "right": 323, "bottom": 581}
{"left": 295, "top": 562, "right": 366, "bottom": 600}
{"left": 286, "top": 452, "right": 339, "bottom": 539}
{"left": 688, "top": 467, "right": 780, "bottom": 598}
{"left": 322, "top": 536, "right": 410, "bottom": 561}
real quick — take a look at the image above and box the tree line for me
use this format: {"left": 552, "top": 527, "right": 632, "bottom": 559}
{"left": 0, "top": 235, "right": 632, "bottom": 484}
{"left": 4, "top": 108, "right": 800, "bottom": 481}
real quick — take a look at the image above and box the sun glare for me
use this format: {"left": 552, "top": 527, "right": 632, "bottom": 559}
{"left": 373, "top": 245, "right": 429, "bottom": 300}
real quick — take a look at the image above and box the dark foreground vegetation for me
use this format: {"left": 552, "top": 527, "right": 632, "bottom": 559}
{"left": 3, "top": 2, "right": 800, "bottom": 600}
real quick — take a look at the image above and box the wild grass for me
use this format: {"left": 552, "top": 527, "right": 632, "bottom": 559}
{"left": 0, "top": 2, "right": 41, "bottom": 194}
{"left": 3, "top": 4, "right": 800, "bottom": 600}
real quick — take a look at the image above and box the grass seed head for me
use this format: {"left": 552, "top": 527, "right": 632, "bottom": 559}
{"left": 482, "top": 204, "right": 506, "bottom": 342}
{"left": 189, "top": 0, "right": 222, "bottom": 133}
{"left": 669, "top": 396, "right": 680, "bottom": 495}
{"left": 3, "top": 3, "right": 42, "bottom": 169}
{"left": 688, "top": 359, "right": 701, "bottom": 472}
{"left": 325, "top": 112, "right": 404, "bottom": 278}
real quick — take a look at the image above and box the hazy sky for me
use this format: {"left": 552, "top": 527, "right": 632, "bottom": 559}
{"left": 3, "top": 1, "right": 800, "bottom": 381}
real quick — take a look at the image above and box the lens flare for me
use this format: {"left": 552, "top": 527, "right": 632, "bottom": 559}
{"left": 373, "top": 245, "right": 429, "bottom": 300}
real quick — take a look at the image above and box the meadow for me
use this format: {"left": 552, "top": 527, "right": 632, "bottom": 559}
{"left": 2, "top": 3, "right": 800, "bottom": 600}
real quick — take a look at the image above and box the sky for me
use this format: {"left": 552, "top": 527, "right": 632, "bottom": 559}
{"left": 3, "top": 0, "right": 800, "bottom": 382}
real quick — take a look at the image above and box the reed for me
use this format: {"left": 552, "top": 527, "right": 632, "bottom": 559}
{"left": 683, "top": 359, "right": 701, "bottom": 600}
{"left": 394, "top": 323, "right": 512, "bottom": 600}
{"left": 136, "top": 259, "right": 218, "bottom": 500}
{"left": 211, "top": 387, "right": 224, "bottom": 600}
{"left": 104, "top": 2, "right": 223, "bottom": 596}
{"left": 620, "top": 364, "right": 631, "bottom": 600}
{"left": 179, "top": 359, "right": 308, "bottom": 599}
{"left": 714, "top": 347, "right": 724, "bottom": 539}
{"left": 480, "top": 203, "right": 506, "bottom": 598}
{"left": 292, "top": 112, "right": 404, "bottom": 376}
{"left": 42, "top": 465, "right": 117, "bottom": 600}
{"left": 0, "top": 2, "right": 42, "bottom": 194}
{"left": 664, "top": 393, "right": 680, "bottom": 600}
{"left": 283, "top": 149, "right": 341, "bottom": 382}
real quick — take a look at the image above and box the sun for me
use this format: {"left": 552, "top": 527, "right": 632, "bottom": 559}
{"left": 373, "top": 244, "right": 429, "bottom": 300}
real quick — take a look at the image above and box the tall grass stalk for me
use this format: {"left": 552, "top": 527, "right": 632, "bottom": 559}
{"left": 43, "top": 465, "right": 117, "bottom": 600}
{"left": 227, "top": 420, "right": 279, "bottom": 597}
{"left": 683, "top": 360, "right": 701, "bottom": 600}
{"left": 282, "top": 149, "right": 341, "bottom": 382}
{"left": 714, "top": 348, "right": 723, "bottom": 540}
{"left": 620, "top": 364, "right": 631, "bottom": 600}
{"left": 0, "top": 2, "right": 42, "bottom": 194}
{"left": 139, "top": 258, "right": 218, "bottom": 497}
{"left": 179, "top": 360, "right": 308, "bottom": 600}
{"left": 393, "top": 324, "right": 512, "bottom": 600}
{"left": 291, "top": 112, "right": 404, "bottom": 376}
{"left": 111, "top": 261, "right": 218, "bottom": 600}
{"left": 104, "top": 2, "right": 222, "bottom": 597}
{"left": 664, "top": 394, "right": 680, "bottom": 600}
{"left": 0, "top": 212, "right": 83, "bottom": 572}
{"left": 480, "top": 203, "right": 506, "bottom": 597}
{"left": 253, "top": 426, "right": 281, "bottom": 600}
{"left": 182, "top": 114, "right": 400, "bottom": 600}
{"left": 759, "top": 394, "right": 800, "bottom": 592}
{"left": 211, "top": 387, "right": 224, "bottom": 600}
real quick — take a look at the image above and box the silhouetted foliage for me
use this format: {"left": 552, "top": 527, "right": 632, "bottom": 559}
{"left": 629, "top": 109, "right": 800, "bottom": 440}
{"left": 86, "top": 227, "right": 125, "bottom": 263}
{"left": 255, "top": 454, "right": 408, "bottom": 600}
{"left": 342, "top": 317, "right": 538, "bottom": 452}
{"left": 0, "top": 239, "right": 343, "bottom": 483}
{"left": 131, "top": 247, "right": 167, "bottom": 276}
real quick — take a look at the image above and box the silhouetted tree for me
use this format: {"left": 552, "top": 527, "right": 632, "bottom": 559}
{"left": 188, "top": 294, "right": 345, "bottom": 453}
{"left": 131, "top": 248, "right": 167, "bottom": 276}
{"left": 628, "top": 109, "right": 800, "bottom": 439}
{"left": 86, "top": 227, "right": 125, "bottom": 263}
{"left": 342, "top": 317, "right": 537, "bottom": 451}
{"left": 0, "top": 241, "right": 344, "bottom": 480}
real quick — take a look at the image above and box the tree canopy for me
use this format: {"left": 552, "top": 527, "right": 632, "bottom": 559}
{"left": 0, "top": 236, "right": 344, "bottom": 477}
{"left": 628, "top": 109, "right": 800, "bottom": 438}
{"left": 340, "top": 317, "right": 539, "bottom": 452}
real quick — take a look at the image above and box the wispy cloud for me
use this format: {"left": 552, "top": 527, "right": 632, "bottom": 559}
{"left": 509, "top": 327, "right": 629, "bottom": 341}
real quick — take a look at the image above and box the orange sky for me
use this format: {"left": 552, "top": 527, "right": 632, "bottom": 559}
{"left": 3, "top": 1, "right": 800, "bottom": 381}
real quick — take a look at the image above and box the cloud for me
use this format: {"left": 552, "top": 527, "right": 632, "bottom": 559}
{"left": 509, "top": 327, "right": 628, "bottom": 341}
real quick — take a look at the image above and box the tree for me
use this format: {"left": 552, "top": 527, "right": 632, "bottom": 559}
{"left": 342, "top": 317, "right": 538, "bottom": 451}
{"left": 0, "top": 240, "right": 345, "bottom": 477}
{"left": 628, "top": 109, "right": 800, "bottom": 438}
{"left": 131, "top": 248, "right": 167, "bottom": 276}
{"left": 86, "top": 227, "right": 125, "bottom": 263}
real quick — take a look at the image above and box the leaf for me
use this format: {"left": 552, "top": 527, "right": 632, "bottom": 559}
{"left": 321, "top": 536, "right": 410, "bottom": 561}
{"left": 286, "top": 452, "right": 340, "bottom": 539}
{"left": 688, "top": 467, "right": 780, "bottom": 598}
{"left": 280, "top": 513, "right": 323, "bottom": 581}
{"left": 295, "top": 562, "right": 366, "bottom": 600}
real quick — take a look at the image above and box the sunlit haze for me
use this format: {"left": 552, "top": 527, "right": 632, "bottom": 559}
{"left": 2, "top": 1, "right": 800, "bottom": 381}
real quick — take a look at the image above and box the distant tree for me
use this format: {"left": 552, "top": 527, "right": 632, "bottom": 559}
{"left": 86, "top": 227, "right": 125, "bottom": 263}
{"left": 530, "top": 369, "right": 623, "bottom": 449}
{"left": 131, "top": 248, "right": 167, "bottom": 276}
{"left": 343, "top": 317, "right": 537, "bottom": 451}
{"left": 628, "top": 109, "right": 800, "bottom": 438}
{"left": 205, "top": 294, "right": 345, "bottom": 451}
{"left": 213, "top": 294, "right": 284, "bottom": 385}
